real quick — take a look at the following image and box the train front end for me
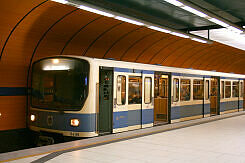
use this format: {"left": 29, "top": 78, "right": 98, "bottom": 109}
{"left": 29, "top": 57, "right": 97, "bottom": 138}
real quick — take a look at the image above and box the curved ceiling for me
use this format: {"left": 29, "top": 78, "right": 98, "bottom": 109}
{"left": 1, "top": 0, "right": 245, "bottom": 88}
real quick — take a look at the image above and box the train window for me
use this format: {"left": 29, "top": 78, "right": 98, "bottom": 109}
{"left": 180, "top": 79, "right": 190, "bottom": 101}
{"left": 232, "top": 81, "right": 239, "bottom": 97}
{"left": 221, "top": 81, "right": 224, "bottom": 99}
{"left": 205, "top": 80, "right": 209, "bottom": 100}
{"left": 128, "top": 76, "right": 142, "bottom": 104}
{"left": 117, "top": 76, "right": 126, "bottom": 105}
{"left": 144, "top": 77, "right": 152, "bottom": 104}
{"left": 31, "top": 58, "right": 89, "bottom": 111}
{"left": 240, "top": 82, "right": 244, "bottom": 97}
{"left": 173, "top": 78, "right": 179, "bottom": 102}
{"left": 225, "top": 81, "right": 231, "bottom": 98}
{"left": 154, "top": 75, "right": 168, "bottom": 98}
{"left": 193, "top": 80, "right": 204, "bottom": 100}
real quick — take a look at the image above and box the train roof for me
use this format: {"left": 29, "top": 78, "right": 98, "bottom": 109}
{"left": 47, "top": 55, "right": 245, "bottom": 79}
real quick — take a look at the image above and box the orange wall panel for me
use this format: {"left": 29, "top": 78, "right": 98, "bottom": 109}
{"left": 0, "top": 96, "right": 26, "bottom": 130}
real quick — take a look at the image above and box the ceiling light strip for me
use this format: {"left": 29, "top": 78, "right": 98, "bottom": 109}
{"left": 79, "top": 5, "right": 114, "bottom": 17}
{"left": 115, "top": 16, "right": 145, "bottom": 26}
{"left": 209, "top": 18, "right": 229, "bottom": 27}
{"left": 171, "top": 32, "right": 189, "bottom": 38}
{"left": 163, "top": 0, "right": 245, "bottom": 34}
{"left": 191, "top": 38, "right": 207, "bottom": 43}
{"left": 181, "top": 6, "right": 207, "bottom": 18}
{"left": 51, "top": 0, "right": 68, "bottom": 4}
{"left": 148, "top": 26, "right": 171, "bottom": 33}
{"left": 50, "top": 0, "right": 211, "bottom": 44}
{"left": 164, "top": 0, "right": 183, "bottom": 7}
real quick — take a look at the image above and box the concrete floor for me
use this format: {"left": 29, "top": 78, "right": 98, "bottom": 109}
{"left": 10, "top": 115, "right": 245, "bottom": 163}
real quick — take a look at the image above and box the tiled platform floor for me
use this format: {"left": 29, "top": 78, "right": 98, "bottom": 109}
{"left": 10, "top": 115, "right": 245, "bottom": 163}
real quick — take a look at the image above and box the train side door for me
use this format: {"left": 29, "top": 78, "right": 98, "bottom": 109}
{"left": 210, "top": 77, "right": 220, "bottom": 116}
{"left": 113, "top": 72, "right": 128, "bottom": 133}
{"left": 98, "top": 67, "right": 113, "bottom": 135}
{"left": 154, "top": 72, "right": 170, "bottom": 125}
{"left": 128, "top": 74, "right": 142, "bottom": 131}
{"left": 142, "top": 72, "right": 154, "bottom": 128}
{"left": 204, "top": 79, "right": 211, "bottom": 117}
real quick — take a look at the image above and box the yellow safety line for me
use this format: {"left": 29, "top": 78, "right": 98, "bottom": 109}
{"left": 1, "top": 112, "right": 244, "bottom": 163}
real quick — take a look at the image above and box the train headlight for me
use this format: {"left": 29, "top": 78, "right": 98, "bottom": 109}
{"left": 30, "top": 114, "right": 36, "bottom": 122}
{"left": 70, "top": 119, "right": 80, "bottom": 127}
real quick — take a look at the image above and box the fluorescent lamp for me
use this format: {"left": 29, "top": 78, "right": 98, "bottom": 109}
{"left": 226, "top": 26, "right": 243, "bottom": 34}
{"left": 79, "top": 5, "right": 114, "bottom": 17}
{"left": 209, "top": 18, "right": 229, "bottom": 27}
{"left": 171, "top": 32, "right": 189, "bottom": 38}
{"left": 164, "top": 0, "right": 183, "bottom": 7}
{"left": 51, "top": 0, "right": 68, "bottom": 4}
{"left": 148, "top": 26, "right": 171, "bottom": 33}
{"left": 191, "top": 38, "right": 207, "bottom": 43}
{"left": 43, "top": 65, "right": 70, "bottom": 71}
{"left": 181, "top": 6, "right": 207, "bottom": 18}
{"left": 52, "top": 59, "right": 59, "bottom": 64}
{"left": 115, "top": 16, "right": 144, "bottom": 26}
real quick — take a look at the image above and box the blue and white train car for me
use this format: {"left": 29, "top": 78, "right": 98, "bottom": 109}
{"left": 29, "top": 56, "right": 245, "bottom": 140}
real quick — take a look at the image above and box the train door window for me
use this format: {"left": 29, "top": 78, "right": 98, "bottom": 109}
{"left": 154, "top": 73, "right": 168, "bottom": 124}
{"left": 240, "top": 81, "right": 244, "bottom": 97}
{"left": 144, "top": 77, "right": 152, "bottom": 104}
{"left": 128, "top": 76, "right": 142, "bottom": 104}
{"left": 225, "top": 81, "right": 231, "bottom": 98}
{"left": 221, "top": 81, "right": 224, "bottom": 99}
{"left": 180, "top": 79, "right": 190, "bottom": 101}
{"left": 193, "top": 80, "right": 204, "bottom": 100}
{"left": 117, "top": 76, "right": 126, "bottom": 105}
{"left": 232, "top": 81, "right": 239, "bottom": 97}
{"left": 154, "top": 75, "right": 168, "bottom": 98}
{"left": 242, "top": 82, "right": 244, "bottom": 97}
{"left": 173, "top": 78, "right": 179, "bottom": 102}
{"left": 205, "top": 80, "right": 209, "bottom": 100}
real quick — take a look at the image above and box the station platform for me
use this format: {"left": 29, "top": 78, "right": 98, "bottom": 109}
{"left": 1, "top": 111, "right": 245, "bottom": 163}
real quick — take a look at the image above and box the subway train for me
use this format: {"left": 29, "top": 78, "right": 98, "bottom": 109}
{"left": 29, "top": 56, "right": 245, "bottom": 141}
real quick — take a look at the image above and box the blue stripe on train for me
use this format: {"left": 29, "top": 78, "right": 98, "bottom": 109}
{"left": 31, "top": 108, "right": 154, "bottom": 132}
{"left": 143, "top": 70, "right": 154, "bottom": 74}
{"left": 113, "top": 109, "right": 153, "bottom": 129}
{"left": 171, "top": 103, "right": 210, "bottom": 120}
{"left": 171, "top": 104, "right": 206, "bottom": 120}
{"left": 220, "top": 77, "right": 242, "bottom": 80}
{"left": 220, "top": 100, "right": 239, "bottom": 112}
{"left": 114, "top": 68, "right": 140, "bottom": 73}
{"left": 142, "top": 109, "right": 154, "bottom": 124}
{"left": 114, "top": 68, "right": 154, "bottom": 74}
{"left": 204, "top": 103, "right": 210, "bottom": 114}
{"left": 113, "top": 111, "right": 128, "bottom": 129}
{"left": 172, "top": 73, "right": 211, "bottom": 78}
{"left": 30, "top": 110, "right": 96, "bottom": 132}
{"left": 239, "top": 100, "right": 243, "bottom": 109}
{"left": 171, "top": 100, "right": 242, "bottom": 120}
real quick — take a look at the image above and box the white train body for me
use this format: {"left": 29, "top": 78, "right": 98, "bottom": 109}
{"left": 29, "top": 56, "right": 245, "bottom": 137}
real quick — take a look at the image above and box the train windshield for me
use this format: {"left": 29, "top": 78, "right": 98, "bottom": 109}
{"left": 31, "top": 58, "right": 89, "bottom": 111}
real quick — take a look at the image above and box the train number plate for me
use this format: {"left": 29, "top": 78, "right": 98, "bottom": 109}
{"left": 70, "top": 132, "right": 80, "bottom": 137}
